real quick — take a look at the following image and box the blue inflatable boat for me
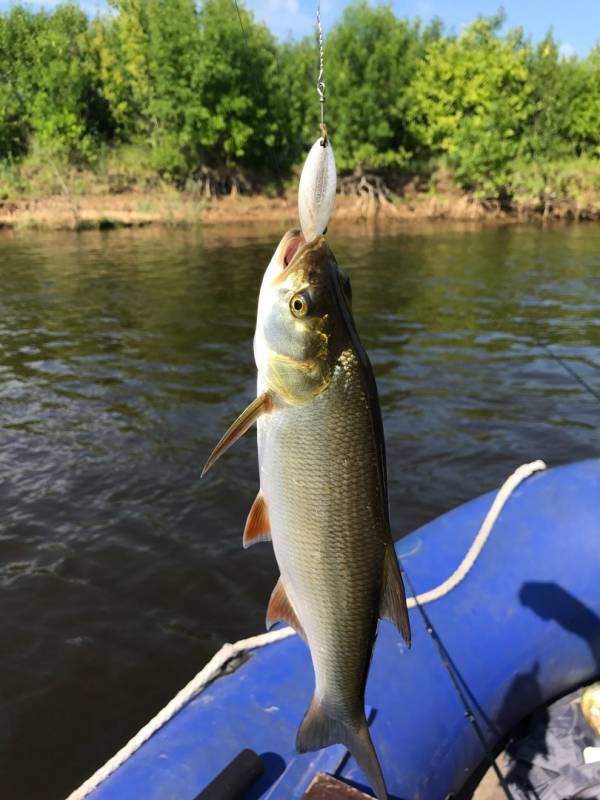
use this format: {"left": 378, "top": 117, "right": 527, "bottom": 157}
{"left": 72, "top": 459, "right": 600, "bottom": 800}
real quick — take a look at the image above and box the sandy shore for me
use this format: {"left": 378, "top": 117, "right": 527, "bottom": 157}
{"left": 0, "top": 191, "right": 519, "bottom": 232}
{"left": 1, "top": 189, "right": 598, "bottom": 231}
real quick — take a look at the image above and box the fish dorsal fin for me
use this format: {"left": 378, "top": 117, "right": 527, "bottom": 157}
{"left": 243, "top": 490, "right": 271, "bottom": 548}
{"left": 380, "top": 544, "right": 411, "bottom": 647}
{"left": 266, "top": 578, "right": 306, "bottom": 640}
{"left": 201, "top": 392, "right": 272, "bottom": 477}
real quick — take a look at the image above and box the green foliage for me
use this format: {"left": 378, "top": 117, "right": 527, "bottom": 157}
{"left": 325, "top": 2, "right": 434, "bottom": 169}
{"left": 568, "top": 46, "right": 600, "bottom": 156}
{"left": 1, "top": 0, "right": 600, "bottom": 201}
{"left": 30, "top": 4, "right": 109, "bottom": 159}
{"left": 521, "top": 34, "right": 583, "bottom": 163}
{"left": 91, "top": 0, "right": 285, "bottom": 177}
{"left": 0, "top": 7, "right": 42, "bottom": 158}
{"left": 274, "top": 36, "right": 318, "bottom": 169}
{"left": 193, "top": 0, "right": 284, "bottom": 170}
{"left": 508, "top": 157, "right": 600, "bottom": 209}
{"left": 408, "top": 15, "right": 533, "bottom": 195}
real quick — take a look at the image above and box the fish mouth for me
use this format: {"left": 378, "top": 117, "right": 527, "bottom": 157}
{"left": 273, "top": 232, "right": 330, "bottom": 286}
{"left": 281, "top": 229, "right": 305, "bottom": 267}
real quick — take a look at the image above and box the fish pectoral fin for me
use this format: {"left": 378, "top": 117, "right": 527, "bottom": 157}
{"left": 380, "top": 544, "right": 411, "bottom": 647}
{"left": 266, "top": 577, "right": 306, "bottom": 640}
{"left": 201, "top": 392, "right": 272, "bottom": 477}
{"left": 297, "top": 697, "right": 389, "bottom": 800}
{"left": 243, "top": 490, "right": 271, "bottom": 548}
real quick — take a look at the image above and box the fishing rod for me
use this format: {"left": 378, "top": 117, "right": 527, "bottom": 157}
{"left": 401, "top": 568, "right": 516, "bottom": 800}
{"left": 538, "top": 342, "right": 600, "bottom": 405}
{"left": 232, "top": 0, "right": 246, "bottom": 35}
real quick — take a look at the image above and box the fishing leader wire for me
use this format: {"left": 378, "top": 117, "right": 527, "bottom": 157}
{"left": 316, "top": 1, "right": 327, "bottom": 141}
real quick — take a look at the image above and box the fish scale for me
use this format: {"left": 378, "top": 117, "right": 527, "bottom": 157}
{"left": 258, "top": 348, "right": 386, "bottom": 719}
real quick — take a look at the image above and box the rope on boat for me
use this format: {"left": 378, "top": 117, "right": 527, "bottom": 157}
{"left": 65, "top": 459, "right": 546, "bottom": 800}
{"left": 65, "top": 627, "right": 296, "bottom": 800}
{"left": 405, "top": 459, "right": 547, "bottom": 608}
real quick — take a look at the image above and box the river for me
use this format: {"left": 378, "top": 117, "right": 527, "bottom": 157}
{"left": 0, "top": 223, "right": 599, "bottom": 798}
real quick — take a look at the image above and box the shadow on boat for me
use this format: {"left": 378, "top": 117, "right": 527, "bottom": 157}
{"left": 243, "top": 752, "right": 286, "bottom": 799}
{"left": 500, "top": 582, "right": 600, "bottom": 799}
{"left": 519, "top": 581, "right": 600, "bottom": 670}
{"left": 461, "top": 581, "right": 600, "bottom": 800}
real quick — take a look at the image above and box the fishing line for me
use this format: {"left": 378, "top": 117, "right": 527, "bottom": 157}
{"left": 538, "top": 342, "right": 600, "bottom": 405}
{"left": 231, "top": 0, "right": 246, "bottom": 36}
{"left": 401, "top": 567, "right": 516, "bottom": 800}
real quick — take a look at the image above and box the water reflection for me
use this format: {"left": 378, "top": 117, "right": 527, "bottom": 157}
{"left": 0, "top": 223, "right": 599, "bottom": 798}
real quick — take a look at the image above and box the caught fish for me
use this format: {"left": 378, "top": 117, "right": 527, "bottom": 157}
{"left": 203, "top": 230, "right": 411, "bottom": 800}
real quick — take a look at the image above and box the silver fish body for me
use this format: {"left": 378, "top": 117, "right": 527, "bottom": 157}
{"left": 257, "top": 347, "right": 386, "bottom": 721}
{"left": 254, "top": 232, "right": 410, "bottom": 799}
{"left": 204, "top": 230, "right": 410, "bottom": 800}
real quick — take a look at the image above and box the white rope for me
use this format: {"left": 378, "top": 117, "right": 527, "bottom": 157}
{"left": 66, "top": 459, "right": 546, "bottom": 800}
{"left": 406, "top": 459, "right": 547, "bottom": 608}
{"left": 65, "top": 627, "right": 295, "bottom": 800}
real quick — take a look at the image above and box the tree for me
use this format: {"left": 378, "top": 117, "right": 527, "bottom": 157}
{"left": 408, "top": 15, "right": 533, "bottom": 195}
{"left": 28, "top": 4, "right": 107, "bottom": 160}
{"left": 325, "top": 1, "right": 433, "bottom": 170}
{"left": 92, "top": 0, "right": 155, "bottom": 141}
{"left": 194, "top": 0, "right": 285, "bottom": 173}
{"left": 0, "top": 7, "right": 40, "bottom": 159}
{"left": 521, "top": 33, "right": 583, "bottom": 163}
{"left": 568, "top": 45, "right": 600, "bottom": 156}
{"left": 276, "top": 35, "right": 320, "bottom": 170}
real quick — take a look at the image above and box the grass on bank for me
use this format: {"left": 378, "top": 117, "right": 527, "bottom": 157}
{"left": 2, "top": 144, "right": 600, "bottom": 230}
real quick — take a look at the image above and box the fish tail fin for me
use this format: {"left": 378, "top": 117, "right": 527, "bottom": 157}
{"left": 296, "top": 695, "right": 388, "bottom": 800}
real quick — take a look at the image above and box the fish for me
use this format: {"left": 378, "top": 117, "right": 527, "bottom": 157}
{"left": 203, "top": 229, "right": 411, "bottom": 800}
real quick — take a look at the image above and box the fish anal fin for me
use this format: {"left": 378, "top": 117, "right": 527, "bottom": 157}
{"left": 201, "top": 392, "right": 272, "bottom": 477}
{"left": 266, "top": 578, "right": 305, "bottom": 640}
{"left": 243, "top": 490, "right": 271, "bottom": 549}
{"left": 297, "top": 696, "right": 388, "bottom": 800}
{"left": 380, "top": 544, "right": 411, "bottom": 647}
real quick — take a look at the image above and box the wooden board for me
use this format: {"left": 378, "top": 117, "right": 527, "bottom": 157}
{"left": 303, "top": 772, "right": 373, "bottom": 798}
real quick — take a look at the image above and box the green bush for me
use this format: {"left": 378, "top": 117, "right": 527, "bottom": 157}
{"left": 1, "top": 0, "right": 599, "bottom": 201}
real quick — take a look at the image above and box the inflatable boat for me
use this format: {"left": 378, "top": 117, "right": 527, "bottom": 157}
{"left": 71, "top": 459, "right": 600, "bottom": 800}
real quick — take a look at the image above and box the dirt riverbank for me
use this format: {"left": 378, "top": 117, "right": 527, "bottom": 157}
{"left": 1, "top": 188, "right": 599, "bottom": 231}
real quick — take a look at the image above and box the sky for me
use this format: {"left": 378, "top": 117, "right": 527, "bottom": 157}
{"left": 1, "top": 0, "right": 598, "bottom": 57}
{"left": 247, "top": 0, "right": 600, "bottom": 56}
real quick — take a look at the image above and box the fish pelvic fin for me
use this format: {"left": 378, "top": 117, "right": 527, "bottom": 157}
{"left": 266, "top": 577, "right": 306, "bottom": 641}
{"left": 380, "top": 543, "right": 411, "bottom": 647}
{"left": 296, "top": 696, "right": 388, "bottom": 800}
{"left": 243, "top": 490, "right": 271, "bottom": 548}
{"left": 201, "top": 392, "right": 272, "bottom": 477}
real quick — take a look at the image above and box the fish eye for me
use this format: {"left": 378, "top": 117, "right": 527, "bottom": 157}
{"left": 290, "top": 293, "right": 308, "bottom": 317}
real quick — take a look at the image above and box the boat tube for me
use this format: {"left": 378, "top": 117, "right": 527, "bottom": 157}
{"left": 81, "top": 459, "right": 600, "bottom": 800}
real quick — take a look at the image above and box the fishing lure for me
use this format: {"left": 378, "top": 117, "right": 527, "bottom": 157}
{"left": 298, "top": 135, "right": 336, "bottom": 242}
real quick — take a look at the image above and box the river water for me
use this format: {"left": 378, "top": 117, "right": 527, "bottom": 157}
{"left": 0, "top": 223, "right": 599, "bottom": 799}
